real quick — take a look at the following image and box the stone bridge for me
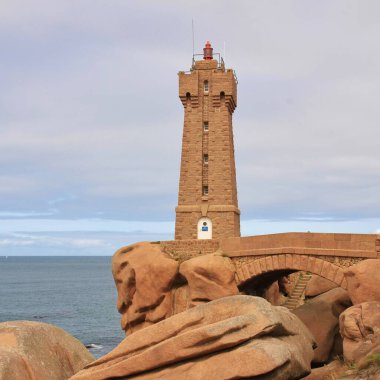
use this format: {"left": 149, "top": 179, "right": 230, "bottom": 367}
{"left": 161, "top": 232, "right": 380, "bottom": 290}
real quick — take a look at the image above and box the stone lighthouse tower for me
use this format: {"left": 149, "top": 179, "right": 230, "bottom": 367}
{"left": 175, "top": 41, "right": 240, "bottom": 240}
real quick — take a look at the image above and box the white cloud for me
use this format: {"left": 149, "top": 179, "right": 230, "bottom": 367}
{"left": 0, "top": 232, "right": 111, "bottom": 249}
{"left": 0, "top": 176, "right": 41, "bottom": 194}
{"left": 0, "top": 0, "right": 379, "bottom": 236}
{"left": 242, "top": 217, "right": 380, "bottom": 236}
{"left": 0, "top": 238, "right": 34, "bottom": 246}
{"left": 0, "top": 218, "right": 174, "bottom": 234}
{"left": 0, "top": 210, "right": 56, "bottom": 218}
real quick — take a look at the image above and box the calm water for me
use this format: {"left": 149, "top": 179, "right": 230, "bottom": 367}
{"left": 0, "top": 256, "right": 124, "bottom": 358}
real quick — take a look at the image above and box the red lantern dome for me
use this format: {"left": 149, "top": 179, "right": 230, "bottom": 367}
{"left": 203, "top": 41, "right": 213, "bottom": 60}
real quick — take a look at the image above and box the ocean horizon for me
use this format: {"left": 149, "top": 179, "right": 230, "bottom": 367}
{"left": 0, "top": 256, "right": 124, "bottom": 358}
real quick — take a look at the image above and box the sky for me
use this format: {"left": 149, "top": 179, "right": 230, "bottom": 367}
{"left": 1, "top": 0, "right": 380, "bottom": 256}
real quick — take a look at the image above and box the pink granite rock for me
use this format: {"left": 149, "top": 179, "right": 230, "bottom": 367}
{"left": 112, "top": 242, "right": 179, "bottom": 334}
{"left": 0, "top": 321, "right": 94, "bottom": 380}
{"left": 344, "top": 259, "right": 380, "bottom": 304}
{"left": 305, "top": 275, "right": 337, "bottom": 297}
{"left": 179, "top": 253, "right": 239, "bottom": 306}
{"left": 339, "top": 302, "right": 380, "bottom": 362}
{"left": 293, "top": 287, "right": 352, "bottom": 363}
{"left": 71, "top": 296, "right": 315, "bottom": 380}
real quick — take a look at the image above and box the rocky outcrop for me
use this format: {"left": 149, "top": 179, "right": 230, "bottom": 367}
{"left": 305, "top": 275, "right": 337, "bottom": 297}
{"left": 112, "top": 242, "right": 179, "bottom": 334}
{"left": 344, "top": 259, "right": 380, "bottom": 304}
{"left": 113, "top": 243, "right": 242, "bottom": 335}
{"left": 339, "top": 302, "right": 380, "bottom": 362}
{"left": 179, "top": 253, "right": 239, "bottom": 306}
{"left": 263, "top": 280, "right": 286, "bottom": 306}
{"left": 293, "top": 287, "right": 352, "bottom": 363}
{"left": 71, "top": 295, "right": 315, "bottom": 380}
{"left": 279, "top": 275, "right": 292, "bottom": 296}
{"left": 0, "top": 321, "right": 94, "bottom": 380}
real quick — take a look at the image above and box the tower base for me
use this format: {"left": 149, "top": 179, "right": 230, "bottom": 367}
{"left": 175, "top": 205, "right": 240, "bottom": 240}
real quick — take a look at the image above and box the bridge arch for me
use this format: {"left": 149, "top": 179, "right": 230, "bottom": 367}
{"left": 233, "top": 254, "right": 347, "bottom": 290}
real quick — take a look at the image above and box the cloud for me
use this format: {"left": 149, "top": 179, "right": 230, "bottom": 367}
{"left": 242, "top": 218, "right": 380, "bottom": 236}
{"left": 0, "top": 218, "right": 174, "bottom": 234}
{"left": 0, "top": 210, "right": 57, "bottom": 218}
{"left": 0, "top": 232, "right": 111, "bottom": 249}
{"left": 0, "top": 176, "right": 41, "bottom": 194}
{"left": 0, "top": 0, "right": 379, "bottom": 239}
{"left": 0, "top": 238, "right": 34, "bottom": 246}
{"left": 0, "top": 229, "right": 174, "bottom": 256}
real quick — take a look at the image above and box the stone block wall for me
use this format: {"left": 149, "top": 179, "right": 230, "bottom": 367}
{"left": 174, "top": 210, "right": 240, "bottom": 240}
{"left": 175, "top": 58, "right": 240, "bottom": 240}
{"left": 160, "top": 239, "right": 220, "bottom": 262}
{"left": 220, "top": 232, "right": 379, "bottom": 258}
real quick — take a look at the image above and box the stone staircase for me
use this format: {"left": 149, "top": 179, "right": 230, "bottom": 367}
{"left": 284, "top": 272, "right": 313, "bottom": 310}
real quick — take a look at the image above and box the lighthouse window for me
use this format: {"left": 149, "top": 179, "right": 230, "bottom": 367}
{"left": 203, "top": 154, "right": 209, "bottom": 164}
{"left": 203, "top": 122, "right": 209, "bottom": 132}
{"left": 204, "top": 80, "right": 209, "bottom": 93}
{"left": 203, "top": 186, "right": 209, "bottom": 196}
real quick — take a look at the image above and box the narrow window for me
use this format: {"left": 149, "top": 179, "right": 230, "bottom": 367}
{"left": 204, "top": 80, "right": 209, "bottom": 93}
{"left": 203, "top": 121, "right": 209, "bottom": 132}
{"left": 203, "top": 154, "right": 209, "bottom": 164}
{"left": 203, "top": 186, "right": 209, "bottom": 196}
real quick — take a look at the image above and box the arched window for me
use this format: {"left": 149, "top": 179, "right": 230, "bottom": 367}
{"left": 220, "top": 91, "right": 225, "bottom": 102}
{"left": 204, "top": 80, "right": 209, "bottom": 93}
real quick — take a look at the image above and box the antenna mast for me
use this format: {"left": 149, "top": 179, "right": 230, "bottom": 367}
{"left": 192, "top": 19, "right": 195, "bottom": 56}
{"left": 191, "top": 19, "right": 195, "bottom": 68}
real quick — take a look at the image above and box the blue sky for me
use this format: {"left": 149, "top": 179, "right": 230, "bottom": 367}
{"left": 1, "top": 1, "right": 379, "bottom": 255}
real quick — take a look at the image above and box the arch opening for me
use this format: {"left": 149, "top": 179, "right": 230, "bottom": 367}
{"left": 235, "top": 255, "right": 347, "bottom": 290}
{"left": 236, "top": 256, "right": 347, "bottom": 308}
{"left": 239, "top": 269, "right": 296, "bottom": 298}
{"left": 197, "top": 217, "right": 212, "bottom": 240}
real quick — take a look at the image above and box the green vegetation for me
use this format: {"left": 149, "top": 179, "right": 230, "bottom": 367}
{"left": 360, "top": 353, "right": 380, "bottom": 369}
{"left": 335, "top": 354, "right": 380, "bottom": 379}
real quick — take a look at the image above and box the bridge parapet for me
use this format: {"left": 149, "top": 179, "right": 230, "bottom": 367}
{"left": 161, "top": 232, "right": 379, "bottom": 290}
{"left": 161, "top": 233, "right": 380, "bottom": 262}
{"left": 220, "top": 232, "right": 378, "bottom": 259}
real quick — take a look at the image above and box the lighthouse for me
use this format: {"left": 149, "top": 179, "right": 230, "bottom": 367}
{"left": 175, "top": 41, "right": 240, "bottom": 240}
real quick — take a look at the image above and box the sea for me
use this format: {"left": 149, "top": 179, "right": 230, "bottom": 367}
{"left": 0, "top": 256, "right": 124, "bottom": 358}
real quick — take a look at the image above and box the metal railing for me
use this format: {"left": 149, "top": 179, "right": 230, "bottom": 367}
{"left": 183, "top": 53, "right": 238, "bottom": 84}
{"left": 191, "top": 52, "right": 224, "bottom": 68}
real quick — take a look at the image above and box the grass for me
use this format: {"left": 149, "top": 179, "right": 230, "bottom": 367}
{"left": 335, "top": 353, "right": 380, "bottom": 379}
